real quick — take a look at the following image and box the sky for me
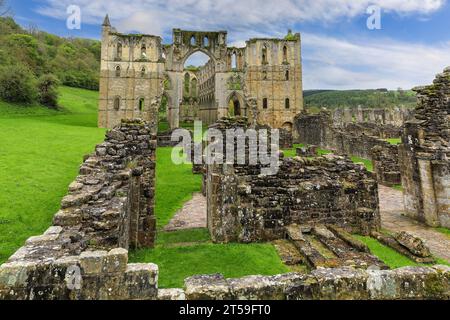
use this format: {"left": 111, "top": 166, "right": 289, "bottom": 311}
{"left": 7, "top": 0, "right": 450, "bottom": 90}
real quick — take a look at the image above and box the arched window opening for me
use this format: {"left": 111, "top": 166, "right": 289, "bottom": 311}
{"left": 139, "top": 98, "right": 145, "bottom": 112}
{"left": 262, "top": 70, "right": 267, "bottom": 80}
{"left": 117, "top": 43, "right": 122, "bottom": 59}
{"left": 283, "top": 45, "right": 288, "bottom": 62}
{"left": 115, "top": 66, "right": 121, "bottom": 77}
{"left": 191, "top": 78, "right": 198, "bottom": 98}
{"left": 231, "top": 52, "right": 237, "bottom": 70}
{"left": 262, "top": 46, "right": 268, "bottom": 64}
{"left": 114, "top": 97, "right": 120, "bottom": 110}
{"left": 190, "top": 36, "right": 196, "bottom": 46}
{"left": 204, "top": 36, "right": 209, "bottom": 47}
{"left": 141, "top": 45, "right": 147, "bottom": 58}
{"left": 263, "top": 98, "right": 268, "bottom": 109}
{"left": 285, "top": 70, "right": 289, "bottom": 81}
{"left": 141, "top": 67, "right": 146, "bottom": 78}
{"left": 184, "top": 73, "right": 191, "bottom": 96}
{"left": 285, "top": 98, "right": 290, "bottom": 109}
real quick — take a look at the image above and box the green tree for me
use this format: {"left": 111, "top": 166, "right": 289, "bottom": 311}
{"left": 0, "top": 64, "right": 37, "bottom": 103}
{"left": 37, "top": 74, "right": 60, "bottom": 108}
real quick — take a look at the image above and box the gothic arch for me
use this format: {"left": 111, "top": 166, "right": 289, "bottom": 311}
{"left": 227, "top": 91, "right": 245, "bottom": 117}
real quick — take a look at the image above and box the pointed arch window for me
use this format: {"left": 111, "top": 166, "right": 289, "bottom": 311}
{"left": 204, "top": 36, "right": 209, "bottom": 47}
{"left": 190, "top": 36, "right": 196, "bottom": 46}
{"left": 285, "top": 98, "right": 290, "bottom": 109}
{"left": 231, "top": 52, "right": 237, "bottom": 70}
{"left": 141, "top": 67, "right": 146, "bottom": 78}
{"left": 117, "top": 43, "right": 122, "bottom": 59}
{"left": 114, "top": 97, "right": 121, "bottom": 110}
{"left": 263, "top": 98, "right": 268, "bottom": 109}
{"left": 285, "top": 70, "right": 290, "bottom": 81}
{"left": 262, "top": 45, "right": 268, "bottom": 64}
{"left": 138, "top": 98, "right": 145, "bottom": 112}
{"left": 283, "top": 45, "right": 288, "bottom": 62}
{"left": 115, "top": 66, "right": 121, "bottom": 77}
{"left": 141, "top": 45, "right": 147, "bottom": 58}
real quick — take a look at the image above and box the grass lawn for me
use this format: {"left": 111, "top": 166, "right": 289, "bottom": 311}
{"left": 0, "top": 86, "right": 105, "bottom": 264}
{"left": 354, "top": 235, "right": 450, "bottom": 268}
{"left": 130, "top": 229, "right": 289, "bottom": 288}
{"left": 350, "top": 156, "right": 373, "bottom": 172}
{"left": 155, "top": 147, "right": 202, "bottom": 228}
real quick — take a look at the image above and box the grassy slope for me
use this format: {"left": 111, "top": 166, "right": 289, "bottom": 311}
{"left": 0, "top": 87, "right": 105, "bottom": 263}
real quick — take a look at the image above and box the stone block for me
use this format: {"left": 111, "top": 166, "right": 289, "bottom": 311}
{"left": 79, "top": 251, "right": 108, "bottom": 275}
{"left": 185, "top": 274, "right": 232, "bottom": 300}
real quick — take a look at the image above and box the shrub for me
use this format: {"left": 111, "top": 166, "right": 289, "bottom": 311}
{"left": 37, "top": 74, "right": 60, "bottom": 108}
{"left": 0, "top": 64, "right": 37, "bottom": 103}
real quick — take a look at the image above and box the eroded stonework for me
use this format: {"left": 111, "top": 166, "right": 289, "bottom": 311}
{"left": 399, "top": 67, "right": 450, "bottom": 228}
{"left": 98, "top": 15, "right": 303, "bottom": 132}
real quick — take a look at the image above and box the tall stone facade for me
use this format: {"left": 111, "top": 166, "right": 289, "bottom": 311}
{"left": 98, "top": 15, "right": 303, "bottom": 131}
{"left": 399, "top": 67, "right": 450, "bottom": 228}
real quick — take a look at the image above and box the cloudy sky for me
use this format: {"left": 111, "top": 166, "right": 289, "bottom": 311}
{"left": 8, "top": 0, "right": 450, "bottom": 90}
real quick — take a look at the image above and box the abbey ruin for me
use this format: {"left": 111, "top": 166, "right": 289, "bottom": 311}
{"left": 0, "top": 14, "right": 449, "bottom": 301}
{"left": 98, "top": 15, "right": 303, "bottom": 132}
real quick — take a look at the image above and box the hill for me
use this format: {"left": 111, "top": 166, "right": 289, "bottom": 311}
{"left": 0, "top": 17, "right": 100, "bottom": 90}
{"left": 304, "top": 89, "right": 417, "bottom": 110}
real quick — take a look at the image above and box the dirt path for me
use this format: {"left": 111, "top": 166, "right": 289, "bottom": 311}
{"left": 164, "top": 193, "right": 207, "bottom": 231}
{"left": 378, "top": 185, "right": 450, "bottom": 262}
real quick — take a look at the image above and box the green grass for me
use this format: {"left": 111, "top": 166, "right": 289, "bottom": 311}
{"left": 130, "top": 240, "right": 289, "bottom": 288}
{"left": 392, "top": 184, "right": 403, "bottom": 191}
{"left": 157, "top": 228, "right": 211, "bottom": 246}
{"left": 386, "top": 138, "right": 402, "bottom": 145}
{"left": 155, "top": 147, "right": 202, "bottom": 228}
{"left": 436, "top": 228, "right": 450, "bottom": 239}
{"left": 354, "top": 235, "right": 450, "bottom": 268}
{"left": 0, "top": 86, "right": 105, "bottom": 264}
{"left": 351, "top": 156, "right": 373, "bottom": 172}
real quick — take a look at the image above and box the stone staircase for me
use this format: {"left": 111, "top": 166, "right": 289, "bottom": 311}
{"left": 284, "top": 224, "right": 388, "bottom": 270}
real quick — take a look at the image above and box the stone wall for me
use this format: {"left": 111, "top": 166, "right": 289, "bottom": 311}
{"left": 0, "top": 120, "right": 159, "bottom": 300}
{"left": 399, "top": 67, "right": 450, "bottom": 228}
{"left": 183, "top": 266, "right": 450, "bottom": 300}
{"left": 372, "top": 145, "right": 401, "bottom": 187}
{"left": 332, "top": 106, "right": 413, "bottom": 129}
{"left": 206, "top": 150, "right": 380, "bottom": 243}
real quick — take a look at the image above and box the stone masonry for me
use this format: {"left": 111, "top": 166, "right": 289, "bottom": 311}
{"left": 0, "top": 120, "right": 158, "bottom": 300}
{"left": 98, "top": 15, "right": 303, "bottom": 132}
{"left": 399, "top": 67, "right": 450, "bottom": 228}
{"left": 205, "top": 119, "right": 380, "bottom": 243}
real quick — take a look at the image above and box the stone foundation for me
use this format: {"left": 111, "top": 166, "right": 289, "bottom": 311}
{"left": 206, "top": 119, "right": 381, "bottom": 243}
{"left": 183, "top": 265, "right": 450, "bottom": 300}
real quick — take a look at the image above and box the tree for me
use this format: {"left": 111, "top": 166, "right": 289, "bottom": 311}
{"left": 37, "top": 74, "right": 60, "bottom": 108}
{"left": 0, "top": 64, "right": 37, "bottom": 103}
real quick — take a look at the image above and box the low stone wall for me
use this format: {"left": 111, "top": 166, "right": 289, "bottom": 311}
{"left": 332, "top": 106, "right": 413, "bottom": 128}
{"left": 371, "top": 144, "right": 401, "bottom": 186}
{"left": 0, "top": 120, "right": 159, "bottom": 300}
{"left": 207, "top": 153, "right": 380, "bottom": 243}
{"left": 183, "top": 266, "right": 450, "bottom": 300}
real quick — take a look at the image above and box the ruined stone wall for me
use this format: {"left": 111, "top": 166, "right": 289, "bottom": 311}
{"left": 371, "top": 145, "right": 401, "bottom": 187}
{"left": 399, "top": 67, "right": 450, "bottom": 228}
{"left": 98, "top": 17, "right": 164, "bottom": 129}
{"left": 0, "top": 120, "right": 158, "bottom": 300}
{"left": 332, "top": 106, "right": 413, "bottom": 129}
{"left": 182, "top": 266, "right": 449, "bottom": 300}
{"left": 207, "top": 153, "right": 380, "bottom": 243}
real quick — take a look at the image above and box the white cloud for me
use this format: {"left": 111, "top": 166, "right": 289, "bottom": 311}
{"left": 36, "top": 0, "right": 446, "bottom": 38}
{"left": 34, "top": 0, "right": 449, "bottom": 89}
{"left": 302, "top": 33, "right": 450, "bottom": 89}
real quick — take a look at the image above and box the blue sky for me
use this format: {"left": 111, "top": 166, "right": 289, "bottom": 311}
{"left": 7, "top": 0, "right": 450, "bottom": 90}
